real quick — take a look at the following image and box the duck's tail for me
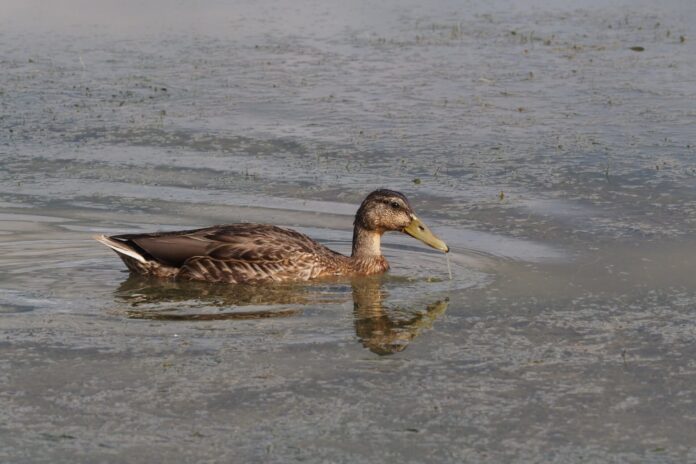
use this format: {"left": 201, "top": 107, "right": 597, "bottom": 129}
{"left": 94, "top": 234, "right": 147, "bottom": 263}
{"left": 94, "top": 234, "right": 176, "bottom": 277}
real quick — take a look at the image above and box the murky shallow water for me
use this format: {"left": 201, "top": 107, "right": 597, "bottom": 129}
{"left": 2, "top": 0, "right": 696, "bottom": 462}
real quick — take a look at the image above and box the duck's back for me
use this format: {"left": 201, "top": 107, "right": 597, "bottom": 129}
{"left": 102, "top": 224, "right": 350, "bottom": 283}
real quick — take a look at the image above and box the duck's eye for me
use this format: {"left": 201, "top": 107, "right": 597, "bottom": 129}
{"left": 390, "top": 201, "right": 401, "bottom": 209}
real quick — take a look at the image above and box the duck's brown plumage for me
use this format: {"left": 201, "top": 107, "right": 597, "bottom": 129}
{"left": 96, "top": 189, "right": 448, "bottom": 284}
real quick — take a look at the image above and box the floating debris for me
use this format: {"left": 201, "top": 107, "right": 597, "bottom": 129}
{"left": 629, "top": 46, "right": 645, "bottom": 52}
{"left": 412, "top": 178, "right": 421, "bottom": 185}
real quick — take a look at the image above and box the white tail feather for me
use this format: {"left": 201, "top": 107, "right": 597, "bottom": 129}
{"left": 94, "top": 234, "right": 147, "bottom": 264}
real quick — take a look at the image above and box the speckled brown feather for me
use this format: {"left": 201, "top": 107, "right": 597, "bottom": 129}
{"left": 99, "top": 224, "right": 362, "bottom": 283}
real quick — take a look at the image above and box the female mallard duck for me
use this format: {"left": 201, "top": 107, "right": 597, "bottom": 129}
{"left": 96, "top": 189, "right": 449, "bottom": 284}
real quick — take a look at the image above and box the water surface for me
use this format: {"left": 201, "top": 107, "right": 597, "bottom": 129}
{"left": 2, "top": 0, "right": 696, "bottom": 462}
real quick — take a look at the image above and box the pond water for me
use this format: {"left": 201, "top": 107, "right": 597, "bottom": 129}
{"left": 1, "top": 0, "right": 696, "bottom": 462}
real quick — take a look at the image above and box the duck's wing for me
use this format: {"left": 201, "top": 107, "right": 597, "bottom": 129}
{"left": 111, "top": 224, "right": 330, "bottom": 265}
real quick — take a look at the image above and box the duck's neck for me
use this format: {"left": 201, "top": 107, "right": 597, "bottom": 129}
{"left": 351, "top": 225, "right": 389, "bottom": 273}
{"left": 352, "top": 224, "right": 382, "bottom": 257}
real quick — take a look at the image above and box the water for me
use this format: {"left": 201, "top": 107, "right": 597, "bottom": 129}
{"left": 2, "top": 0, "right": 696, "bottom": 462}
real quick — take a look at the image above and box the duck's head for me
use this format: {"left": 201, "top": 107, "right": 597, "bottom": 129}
{"left": 354, "top": 189, "right": 449, "bottom": 253}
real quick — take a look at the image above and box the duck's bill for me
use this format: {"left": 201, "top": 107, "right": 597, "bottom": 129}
{"left": 403, "top": 216, "right": 449, "bottom": 253}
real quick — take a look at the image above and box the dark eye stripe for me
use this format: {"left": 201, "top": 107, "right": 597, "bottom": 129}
{"left": 390, "top": 201, "right": 400, "bottom": 209}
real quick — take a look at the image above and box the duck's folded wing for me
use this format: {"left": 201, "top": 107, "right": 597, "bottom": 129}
{"left": 111, "top": 224, "right": 323, "bottom": 267}
{"left": 204, "top": 226, "right": 319, "bottom": 261}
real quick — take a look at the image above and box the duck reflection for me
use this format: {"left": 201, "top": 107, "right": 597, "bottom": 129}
{"left": 114, "top": 274, "right": 448, "bottom": 354}
{"left": 352, "top": 276, "right": 449, "bottom": 355}
{"left": 115, "top": 276, "right": 312, "bottom": 320}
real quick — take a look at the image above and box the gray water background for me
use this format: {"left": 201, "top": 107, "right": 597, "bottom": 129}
{"left": 1, "top": 0, "right": 696, "bottom": 462}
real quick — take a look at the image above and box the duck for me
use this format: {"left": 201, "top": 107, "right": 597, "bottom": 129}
{"left": 95, "top": 189, "right": 449, "bottom": 284}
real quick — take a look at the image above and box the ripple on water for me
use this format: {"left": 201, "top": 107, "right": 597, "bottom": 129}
{"left": 0, "top": 290, "right": 58, "bottom": 314}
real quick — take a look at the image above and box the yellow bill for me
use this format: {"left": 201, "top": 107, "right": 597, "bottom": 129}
{"left": 403, "top": 215, "right": 449, "bottom": 253}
